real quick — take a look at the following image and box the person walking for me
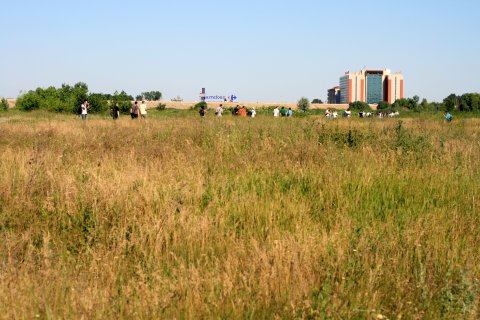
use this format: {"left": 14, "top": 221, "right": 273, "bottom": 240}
{"left": 286, "top": 107, "right": 293, "bottom": 117}
{"left": 131, "top": 101, "right": 139, "bottom": 119}
{"left": 199, "top": 105, "right": 207, "bottom": 117}
{"left": 111, "top": 103, "right": 120, "bottom": 120}
{"left": 251, "top": 107, "right": 256, "bottom": 118}
{"left": 233, "top": 105, "right": 240, "bottom": 116}
{"left": 215, "top": 104, "right": 224, "bottom": 117}
{"left": 140, "top": 100, "right": 148, "bottom": 119}
{"left": 81, "top": 100, "right": 89, "bottom": 121}
{"left": 445, "top": 112, "right": 453, "bottom": 122}
{"left": 280, "top": 106, "right": 287, "bottom": 117}
{"left": 239, "top": 106, "right": 247, "bottom": 117}
{"left": 273, "top": 106, "right": 280, "bottom": 117}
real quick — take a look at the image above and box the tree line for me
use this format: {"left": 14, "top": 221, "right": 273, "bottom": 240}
{"left": 347, "top": 93, "right": 480, "bottom": 112}
{"left": 5, "top": 83, "right": 479, "bottom": 114}
{"left": 13, "top": 83, "right": 162, "bottom": 114}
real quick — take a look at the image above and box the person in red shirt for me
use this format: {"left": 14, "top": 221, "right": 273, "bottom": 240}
{"left": 239, "top": 106, "right": 247, "bottom": 117}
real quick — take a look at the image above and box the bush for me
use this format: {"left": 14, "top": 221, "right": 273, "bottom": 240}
{"left": 118, "top": 101, "right": 133, "bottom": 115}
{"left": 297, "top": 97, "right": 310, "bottom": 112}
{"left": 16, "top": 92, "right": 41, "bottom": 111}
{"left": 194, "top": 101, "right": 208, "bottom": 111}
{"left": 377, "top": 101, "right": 391, "bottom": 111}
{"left": 349, "top": 101, "right": 371, "bottom": 111}
{"left": 156, "top": 103, "right": 166, "bottom": 111}
{"left": 0, "top": 98, "right": 8, "bottom": 111}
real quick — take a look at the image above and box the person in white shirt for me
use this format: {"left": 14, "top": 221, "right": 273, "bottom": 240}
{"left": 325, "top": 108, "right": 331, "bottom": 119}
{"left": 81, "top": 100, "right": 89, "bottom": 120}
{"left": 139, "top": 100, "right": 148, "bottom": 118}
{"left": 215, "top": 104, "right": 224, "bottom": 117}
{"left": 333, "top": 111, "right": 338, "bottom": 119}
{"left": 273, "top": 107, "right": 280, "bottom": 117}
{"left": 251, "top": 107, "right": 256, "bottom": 118}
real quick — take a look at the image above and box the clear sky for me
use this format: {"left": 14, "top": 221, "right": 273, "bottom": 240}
{"left": 1, "top": 0, "right": 479, "bottom": 102}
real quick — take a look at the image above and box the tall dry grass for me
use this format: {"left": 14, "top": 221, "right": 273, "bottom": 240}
{"left": 0, "top": 114, "right": 479, "bottom": 319}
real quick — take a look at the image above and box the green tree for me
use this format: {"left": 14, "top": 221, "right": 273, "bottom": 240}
{"left": 142, "top": 91, "right": 162, "bottom": 101}
{"left": 443, "top": 94, "right": 458, "bottom": 112}
{"left": 392, "top": 98, "right": 419, "bottom": 111}
{"left": 71, "top": 82, "right": 89, "bottom": 114}
{"left": 312, "top": 98, "right": 323, "bottom": 104}
{"left": 87, "top": 93, "right": 109, "bottom": 113}
{"left": 420, "top": 98, "right": 429, "bottom": 110}
{"left": 297, "top": 97, "right": 310, "bottom": 112}
{"left": 458, "top": 93, "right": 480, "bottom": 112}
{"left": 412, "top": 95, "right": 420, "bottom": 105}
{"left": 0, "top": 98, "right": 8, "bottom": 111}
{"left": 112, "top": 91, "right": 134, "bottom": 114}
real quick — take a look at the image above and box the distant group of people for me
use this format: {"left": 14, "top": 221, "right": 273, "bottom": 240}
{"left": 200, "top": 104, "right": 258, "bottom": 118}
{"left": 79, "top": 100, "right": 148, "bottom": 121}
{"left": 325, "top": 109, "right": 339, "bottom": 119}
{"left": 231, "top": 104, "right": 257, "bottom": 117}
{"left": 199, "top": 105, "right": 296, "bottom": 118}
{"left": 322, "top": 108, "right": 401, "bottom": 119}
{"left": 375, "top": 111, "right": 400, "bottom": 118}
{"left": 80, "top": 101, "right": 454, "bottom": 123}
{"left": 129, "top": 100, "right": 148, "bottom": 119}
{"left": 273, "top": 106, "right": 293, "bottom": 117}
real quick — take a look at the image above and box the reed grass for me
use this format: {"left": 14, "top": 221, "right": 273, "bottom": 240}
{"left": 0, "top": 113, "right": 479, "bottom": 319}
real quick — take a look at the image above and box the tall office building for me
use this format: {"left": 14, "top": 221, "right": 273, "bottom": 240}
{"left": 327, "top": 86, "right": 341, "bottom": 104}
{"left": 339, "top": 69, "right": 403, "bottom": 104}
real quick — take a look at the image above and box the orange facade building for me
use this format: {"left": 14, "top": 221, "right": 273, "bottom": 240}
{"left": 339, "top": 69, "right": 404, "bottom": 104}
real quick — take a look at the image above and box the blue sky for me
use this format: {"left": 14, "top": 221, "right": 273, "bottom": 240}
{"left": 1, "top": 0, "right": 479, "bottom": 102}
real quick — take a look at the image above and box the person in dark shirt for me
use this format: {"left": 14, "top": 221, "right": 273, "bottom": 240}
{"left": 280, "top": 106, "right": 287, "bottom": 117}
{"left": 131, "top": 101, "right": 139, "bottom": 119}
{"left": 233, "top": 105, "right": 240, "bottom": 116}
{"left": 111, "top": 103, "right": 120, "bottom": 120}
{"left": 199, "top": 106, "right": 207, "bottom": 117}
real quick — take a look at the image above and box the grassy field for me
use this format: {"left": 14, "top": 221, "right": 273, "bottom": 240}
{"left": 0, "top": 110, "right": 479, "bottom": 319}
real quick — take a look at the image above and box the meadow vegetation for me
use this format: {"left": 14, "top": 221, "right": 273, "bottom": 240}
{"left": 0, "top": 111, "right": 479, "bottom": 319}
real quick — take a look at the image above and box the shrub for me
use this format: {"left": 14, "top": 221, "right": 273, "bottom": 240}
{"left": 0, "top": 98, "right": 8, "bottom": 111}
{"left": 297, "top": 97, "right": 310, "bottom": 112}
{"left": 156, "top": 103, "right": 166, "bottom": 111}
{"left": 194, "top": 101, "right": 208, "bottom": 111}
{"left": 349, "top": 101, "right": 371, "bottom": 111}
{"left": 377, "top": 101, "right": 391, "bottom": 111}
{"left": 118, "top": 101, "right": 133, "bottom": 115}
{"left": 16, "top": 92, "right": 41, "bottom": 111}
